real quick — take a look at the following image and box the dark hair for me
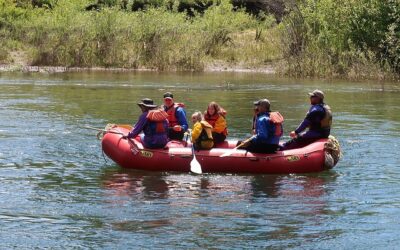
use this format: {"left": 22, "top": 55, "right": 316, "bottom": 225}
{"left": 163, "top": 92, "right": 173, "bottom": 98}
{"left": 205, "top": 101, "right": 226, "bottom": 117}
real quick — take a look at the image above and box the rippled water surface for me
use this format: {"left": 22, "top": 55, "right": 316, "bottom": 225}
{"left": 1, "top": 71, "right": 400, "bottom": 249}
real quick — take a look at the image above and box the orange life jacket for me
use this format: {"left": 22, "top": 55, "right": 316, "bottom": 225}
{"left": 164, "top": 103, "right": 184, "bottom": 127}
{"left": 146, "top": 109, "right": 169, "bottom": 133}
{"left": 204, "top": 113, "right": 219, "bottom": 127}
{"left": 204, "top": 112, "right": 228, "bottom": 135}
{"left": 269, "top": 111, "right": 284, "bottom": 136}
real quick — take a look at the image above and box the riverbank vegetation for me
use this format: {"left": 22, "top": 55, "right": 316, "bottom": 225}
{"left": 1, "top": 0, "right": 399, "bottom": 80}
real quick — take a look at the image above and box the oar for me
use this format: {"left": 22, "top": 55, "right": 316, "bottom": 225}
{"left": 189, "top": 131, "right": 202, "bottom": 174}
{"left": 116, "top": 124, "right": 133, "bottom": 130}
{"left": 220, "top": 136, "right": 255, "bottom": 158}
{"left": 82, "top": 125, "right": 124, "bottom": 135}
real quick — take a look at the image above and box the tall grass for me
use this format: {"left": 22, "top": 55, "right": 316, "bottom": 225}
{"left": 1, "top": 0, "right": 278, "bottom": 71}
{"left": 2, "top": 0, "right": 398, "bottom": 80}
{"left": 278, "top": 0, "right": 399, "bottom": 80}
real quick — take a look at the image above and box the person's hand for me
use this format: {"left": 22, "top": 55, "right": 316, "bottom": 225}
{"left": 289, "top": 131, "right": 297, "bottom": 138}
{"left": 184, "top": 129, "right": 192, "bottom": 136}
{"left": 173, "top": 125, "right": 182, "bottom": 132}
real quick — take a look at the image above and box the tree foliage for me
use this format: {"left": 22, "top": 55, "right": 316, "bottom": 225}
{"left": 280, "top": 0, "right": 400, "bottom": 78}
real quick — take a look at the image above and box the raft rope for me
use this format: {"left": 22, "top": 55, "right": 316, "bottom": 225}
{"left": 99, "top": 123, "right": 125, "bottom": 164}
{"left": 325, "top": 135, "right": 342, "bottom": 164}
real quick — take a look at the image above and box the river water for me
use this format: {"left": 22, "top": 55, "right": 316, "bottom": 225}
{"left": 0, "top": 71, "right": 399, "bottom": 249}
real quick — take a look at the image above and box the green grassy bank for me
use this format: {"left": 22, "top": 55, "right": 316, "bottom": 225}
{"left": 1, "top": 0, "right": 399, "bottom": 80}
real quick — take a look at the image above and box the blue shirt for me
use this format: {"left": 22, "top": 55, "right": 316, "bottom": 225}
{"left": 252, "top": 112, "right": 281, "bottom": 145}
{"left": 175, "top": 107, "right": 188, "bottom": 132}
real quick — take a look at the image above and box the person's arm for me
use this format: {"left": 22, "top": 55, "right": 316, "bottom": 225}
{"left": 294, "top": 119, "right": 311, "bottom": 135}
{"left": 176, "top": 108, "right": 188, "bottom": 131}
{"left": 191, "top": 122, "right": 202, "bottom": 142}
{"left": 294, "top": 105, "right": 325, "bottom": 134}
{"left": 127, "top": 113, "right": 147, "bottom": 138}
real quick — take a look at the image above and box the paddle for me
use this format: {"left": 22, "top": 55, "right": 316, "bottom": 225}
{"left": 219, "top": 136, "right": 255, "bottom": 158}
{"left": 115, "top": 124, "right": 133, "bottom": 130}
{"left": 189, "top": 130, "right": 202, "bottom": 174}
{"left": 82, "top": 125, "right": 124, "bottom": 135}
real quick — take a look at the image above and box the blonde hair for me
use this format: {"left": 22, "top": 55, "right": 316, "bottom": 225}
{"left": 191, "top": 111, "right": 203, "bottom": 123}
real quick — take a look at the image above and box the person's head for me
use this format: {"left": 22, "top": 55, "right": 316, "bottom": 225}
{"left": 253, "top": 105, "right": 259, "bottom": 115}
{"left": 163, "top": 92, "right": 174, "bottom": 107}
{"left": 207, "top": 101, "right": 220, "bottom": 116}
{"left": 137, "top": 98, "right": 157, "bottom": 112}
{"left": 308, "top": 89, "right": 324, "bottom": 105}
{"left": 191, "top": 111, "right": 203, "bottom": 124}
{"left": 253, "top": 99, "right": 270, "bottom": 113}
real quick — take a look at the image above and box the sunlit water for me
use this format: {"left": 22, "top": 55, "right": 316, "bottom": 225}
{"left": 0, "top": 71, "right": 399, "bottom": 248}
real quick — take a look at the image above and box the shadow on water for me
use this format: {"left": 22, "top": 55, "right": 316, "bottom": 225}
{"left": 99, "top": 167, "right": 339, "bottom": 203}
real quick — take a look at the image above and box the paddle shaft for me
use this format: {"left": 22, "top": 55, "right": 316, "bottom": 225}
{"left": 82, "top": 126, "right": 124, "bottom": 135}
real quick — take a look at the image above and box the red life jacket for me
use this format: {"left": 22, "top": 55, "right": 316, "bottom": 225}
{"left": 204, "top": 113, "right": 219, "bottom": 127}
{"left": 164, "top": 103, "right": 184, "bottom": 127}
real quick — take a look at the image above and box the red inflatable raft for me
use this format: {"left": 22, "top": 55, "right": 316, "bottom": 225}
{"left": 101, "top": 127, "right": 341, "bottom": 174}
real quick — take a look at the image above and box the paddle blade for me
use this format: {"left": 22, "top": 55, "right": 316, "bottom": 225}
{"left": 190, "top": 157, "right": 202, "bottom": 174}
{"left": 219, "top": 152, "right": 231, "bottom": 158}
{"left": 117, "top": 124, "right": 133, "bottom": 130}
{"left": 220, "top": 147, "right": 238, "bottom": 158}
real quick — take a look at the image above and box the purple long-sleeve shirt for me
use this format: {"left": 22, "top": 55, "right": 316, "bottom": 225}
{"left": 128, "top": 112, "right": 148, "bottom": 138}
{"left": 295, "top": 104, "right": 329, "bottom": 138}
{"left": 127, "top": 111, "right": 168, "bottom": 148}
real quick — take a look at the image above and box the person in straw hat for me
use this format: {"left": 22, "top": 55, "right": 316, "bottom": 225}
{"left": 124, "top": 98, "right": 169, "bottom": 149}
{"left": 281, "top": 89, "right": 332, "bottom": 150}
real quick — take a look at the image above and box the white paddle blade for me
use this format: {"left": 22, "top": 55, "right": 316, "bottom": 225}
{"left": 219, "top": 152, "right": 231, "bottom": 158}
{"left": 219, "top": 148, "right": 238, "bottom": 158}
{"left": 190, "top": 158, "right": 202, "bottom": 174}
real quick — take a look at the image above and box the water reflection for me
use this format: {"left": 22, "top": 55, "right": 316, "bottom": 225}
{"left": 101, "top": 170, "right": 169, "bottom": 200}
{"left": 99, "top": 168, "right": 341, "bottom": 247}
{"left": 101, "top": 168, "right": 336, "bottom": 217}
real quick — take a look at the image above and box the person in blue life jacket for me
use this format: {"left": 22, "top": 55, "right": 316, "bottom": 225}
{"left": 162, "top": 92, "right": 189, "bottom": 141}
{"left": 281, "top": 89, "right": 332, "bottom": 150}
{"left": 123, "top": 98, "right": 169, "bottom": 149}
{"left": 251, "top": 105, "right": 259, "bottom": 135}
{"left": 238, "top": 99, "right": 283, "bottom": 154}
